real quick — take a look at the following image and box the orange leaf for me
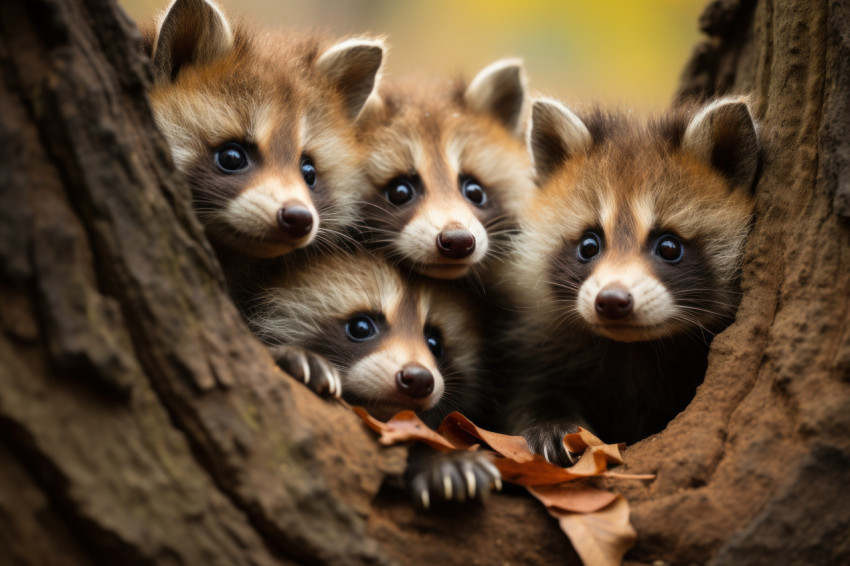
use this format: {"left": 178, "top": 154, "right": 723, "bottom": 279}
{"left": 436, "top": 412, "right": 535, "bottom": 461}
{"left": 528, "top": 484, "right": 618, "bottom": 514}
{"left": 494, "top": 448, "right": 611, "bottom": 487}
{"left": 551, "top": 496, "right": 637, "bottom": 566}
{"left": 351, "top": 407, "right": 456, "bottom": 451}
{"left": 563, "top": 428, "right": 625, "bottom": 465}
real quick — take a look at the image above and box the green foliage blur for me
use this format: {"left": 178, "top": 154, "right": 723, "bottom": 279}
{"left": 121, "top": 0, "right": 705, "bottom": 111}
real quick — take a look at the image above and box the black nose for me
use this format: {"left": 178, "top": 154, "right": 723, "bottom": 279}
{"left": 277, "top": 201, "right": 314, "bottom": 238}
{"left": 595, "top": 285, "right": 634, "bottom": 320}
{"left": 436, "top": 229, "right": 476, "bottom": 259}
{"left": 395, "top": 363, "right": 434, "bottom": 399}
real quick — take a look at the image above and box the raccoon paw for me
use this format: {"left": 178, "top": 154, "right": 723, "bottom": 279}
{"left": 521, "top": 423, "right": 583, "bottom": 468}
{"left": 268, "top": 345, "right": 342, "bottom": 399}
{"left": 406, "top": 448, "right": 502, "bottom": 510}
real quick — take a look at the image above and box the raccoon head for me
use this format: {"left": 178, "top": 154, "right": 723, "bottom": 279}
{"left": 147, "top": 0, "right": 384, "bottom": 258}
{"left": 518, "top": 97, "right": 758, "bottom": 343}
{"left": 251, "top": 251, "right": 480, "bottom": 420}
{"left": 358, "top": 59, "right": 533, "bottom": 279}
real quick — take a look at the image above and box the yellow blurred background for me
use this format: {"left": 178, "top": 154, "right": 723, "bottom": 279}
{"left": 120, "top": 0, "right": 705, "bottom": 111}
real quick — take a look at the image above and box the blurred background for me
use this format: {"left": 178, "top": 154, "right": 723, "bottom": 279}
{"left": 120, "top": 0, "right": 705, "bottom": 112}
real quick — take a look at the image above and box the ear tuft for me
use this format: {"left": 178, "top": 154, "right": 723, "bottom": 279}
{"left": 528, "top": 99, "right": 592, "bottom": 183}
{"left": 152, "top": 0, "right": 234, "bottom": 83}
{"left": 464, "top": 58, "right": 529, "bottom": 137}
{"left": 682, "top": 97, "right": 759, "bottom": 191}
{"left": 316, "top": 38, "right": 386, "bottom": 122}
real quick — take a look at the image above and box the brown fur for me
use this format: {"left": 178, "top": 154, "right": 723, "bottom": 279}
{"left": 246, "top": 248, "right": 486, "bottom": 424}
{"left": 355, "top": 64, "right": 534, "bottom": 281}
{"left": 499, "top": 98, "right": 758, "bottom": 449}
{"left": 142, "top": 1, "right": 382, "bottom": 283}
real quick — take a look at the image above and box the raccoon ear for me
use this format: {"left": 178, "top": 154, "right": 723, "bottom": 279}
{"left": 316, "top": 38, "right": 385, "bottom": 121}
{"left": 151, "top": 0, "right": 234, "bottom": 83}
{"left": 464, "top": 58, "right": 529, "bottom": 137}
{"left": 682, "top": 97, "right": 759, "bottom": 191}
{"left": 528, "top": 99, "right": 592, "bottom": 183}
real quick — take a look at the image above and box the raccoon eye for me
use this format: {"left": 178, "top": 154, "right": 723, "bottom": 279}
{"left": 301, "top": 157, "right": 317, "bottom": 189}
{"left": 385, "top": 178, "right": 415, "bottom": 206}
{"left": 655, "top": 235, "right": 684, "bottom": 262}
{"left": 214, "top": 143, "right": 248, "bottom": 173}
{"left": 345, "top": 315, "right": 378, "bottom": 342}
{"left": 424, "top": 325, "right": 443, "bottom": 360}
{"left": 461, "top": 177, "right": 487, "bottom": 207}
{"left": 577, "top": 232, "right": 602, "bottom": 262}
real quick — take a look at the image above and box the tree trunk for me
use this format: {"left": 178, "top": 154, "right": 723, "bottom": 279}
{"left": 609, "top": 1, "right": 850, "bottom": 564}
{"left": 0, "top": 0, "right": 846, "bottom": 565}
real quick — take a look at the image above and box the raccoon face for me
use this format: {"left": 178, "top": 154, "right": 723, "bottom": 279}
{"left": 252, "top": 252, "right": 480, "bottom": 419}
{"left": 147, "top": 0, "right": 383, "bottom": 258}
{"left": 518, "top": 97, "right": 758, "bottom": 343}
{"left": 359, "top": 60, "right": 533, "bottom": 279}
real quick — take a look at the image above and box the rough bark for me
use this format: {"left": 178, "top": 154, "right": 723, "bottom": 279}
{"left": 0, "top": 0, "right": 847, "bottom": 565}
{"left": 610, "top": 1, "right": 850, "bottom": 564}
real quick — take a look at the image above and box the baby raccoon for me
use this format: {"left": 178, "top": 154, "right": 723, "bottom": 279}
{"left": 143, "top": 0, "right": 383, "bottom": 275}
{"left": 355, "top": 60, "right": 534, "bottom": 281}
{"left": 501, "top": 97, "right": 758, "bottom": 464}
{"left": 247, "top": 249, "right": 500, "bottom": 506}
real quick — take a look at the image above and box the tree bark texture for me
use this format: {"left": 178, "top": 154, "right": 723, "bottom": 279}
{"left": 610, "top": 1, "right": 850, "bottom": 564}
{"left": 0, "top": 0, "right": 847, "bottom": 565}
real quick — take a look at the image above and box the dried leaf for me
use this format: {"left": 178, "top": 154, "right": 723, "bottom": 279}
{"left": 436, "top": 412, "right": 535, "bottom": 461}
{"left": 564, "top": 428, "right": 625, "bottom": 465}
{"left": 528, "top": 485, "right": 618, "bottom": 514}
{"left": 351, "top": 407, "right": 455, "bottom": 451}
{"left": 353, "top": 406, "right": 650, "bottom": 566}
{"left": 550, "top": 496, "right": 637, "bottom": 566}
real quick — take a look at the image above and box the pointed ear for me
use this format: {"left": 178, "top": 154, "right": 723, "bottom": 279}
{"left": 682, "top": 97, "right": 759, "bottom": 191}
{"left": 151, "top": 0, "right": 234, "bottom": 83}
{"left": 528, "top": 99, "right": 592, "bottom": 183}
{"left": 464, "top": 58, "right": 529, "bottom": 137}
{"left": 316, "top": 38, "right": 385, "bottom": 121}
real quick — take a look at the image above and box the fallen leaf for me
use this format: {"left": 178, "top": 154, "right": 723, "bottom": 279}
{"left": 564, "top": 428, "right": 625, "bottom": 465}
{"left": 352, "top": 406, "right": 651, "bottom": 566}
{"left": 528, "top": 484, "right": 618, "bottom": 514}
{"left": 351, "top": 407, "right": 455, "bottom": 451}
{"left": 436, "top": 412, "right": 536, "bottom": 461}
{"left": 550, "top": 496, "right": 637, "bottom": 566}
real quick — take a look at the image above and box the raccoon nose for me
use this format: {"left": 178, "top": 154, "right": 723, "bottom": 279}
{"left": 277, "top": 201, "right": 314, "bottom": 238}
{"left": 395, "top": 363, "right": 434, "bottom": 399}
{"left": 436, "top": 229, "right": 476, "bottom": 259}
{"left": 595, "top": 285, "right": 634, "bottom": 320}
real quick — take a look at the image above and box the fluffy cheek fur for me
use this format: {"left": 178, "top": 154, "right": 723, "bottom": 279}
{"left": 344, "top": 344, "right": 445, "bottom": 420}
{"left": 396, "top": 209, "right": 489, "bottom": 278}
{"left": 576, "top": 260, "right": 681, "bottom": 342}
{"left": 216, "top": 178, "right": 318, "bottom": 256}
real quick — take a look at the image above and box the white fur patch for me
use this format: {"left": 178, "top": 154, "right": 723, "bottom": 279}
{"left": 224, "top": 178, "right": 317, "bottom": 240}
{"left": 577, "top": 261, "right": 677, "bottom": 342}
{"left": 346, "top": 343, "right": 444, "bottom": 418}
{"left": 682, "top": 96, "right": 751, "bottom": 162}
{"left": 464, "top": 58, "right": 529, "bottom": 136}
{"left": 396, "top": 199, "right": 489, "bottom": 270}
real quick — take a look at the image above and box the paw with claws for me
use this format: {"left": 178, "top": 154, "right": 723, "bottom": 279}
{"left": 406, "top": 447, "right": 502, "bottom": 509}
{"left": 268, "top": 345, "right": 342, "bottom": 399}
{"left": 521, "top": 422, "right": 583, "bottom": 468}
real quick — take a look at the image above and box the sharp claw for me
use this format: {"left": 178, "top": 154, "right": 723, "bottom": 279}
{"left": 334, "top": 371, "right": 343, "bottom": 398}
{"left": 326, "top": 367, "right": 335, "bottom": 396}
{"left": 543, "top": 444, "right": 553, "bottom": 464}
{"left": 463, "top": 465, "right": 476, "bottom": 498}
{"left": 420, "top": 487, "right": 430, "bottom": 510}
{"left": 480, "top": 459, "right": 502, "bottom": 491}
{"left": 300, "top": 356, "right": 311, "bottom": 385}
{"left": 442, "top": 473, "right": 453, "bottom": 500}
